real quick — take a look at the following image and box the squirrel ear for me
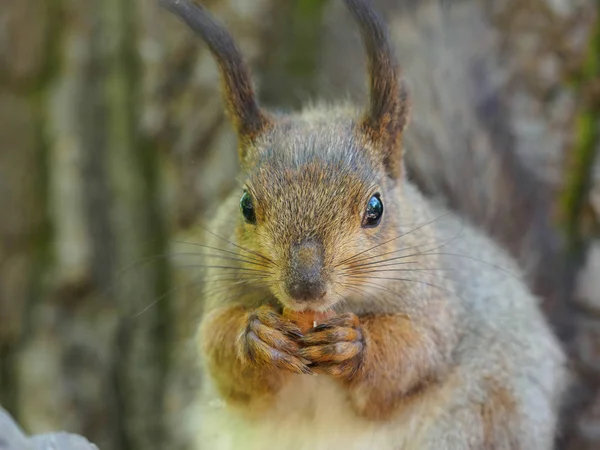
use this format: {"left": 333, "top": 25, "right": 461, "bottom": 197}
{"left": 160, "top": 0, "right": 271, "bottom": 160}
{"left": 344, "top": 0, "right": 410, "bottom": 178}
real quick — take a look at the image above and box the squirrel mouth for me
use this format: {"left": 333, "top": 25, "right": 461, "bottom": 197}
{"left": 278, "top": 290, "right": 337, "bottom": 314}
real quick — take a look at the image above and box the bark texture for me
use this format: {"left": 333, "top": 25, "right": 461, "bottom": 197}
{"left": 0, "top": 0, "right": 598, "bottom": 449}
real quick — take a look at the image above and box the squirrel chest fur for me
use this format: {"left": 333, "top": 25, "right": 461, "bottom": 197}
{"left": 161, "top": 1, "right": 568, "bottom": 449}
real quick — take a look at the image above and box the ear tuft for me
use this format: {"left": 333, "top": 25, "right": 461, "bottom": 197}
{"left": 344, "top": 0, "right": 410, "bottom": 177}
{"left": 159, "top": 0, "right": 272, "bottom": 158}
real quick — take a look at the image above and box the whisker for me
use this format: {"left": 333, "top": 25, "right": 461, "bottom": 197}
{"left": 173, "top": 240, "right": 271, "bottom": 267}
{"left": 345, "top": 268, "right": 455, "bottom": 284}
{"left": 132, "top": 281, "right": 198, "bottom": 319}
{"left": 169, "top": 251, "right": 273, "bottom": 268}
{"left": 344, "top": 279, "right": 432, "bottom": 310}
{"left": 112, "top": 244, "right": 271, "bottom": 297}
{"left": 173, "top": 262, "right": 272, "bottom": 277}
{"left": 349, "top": 278, "right": 402, "bottom": 296}
{"left": 416, "top": 252, "right": 520, "bottom": 279}
{"left": 195, "top": 253, "right": 272, "bottom": 268}
{"left": 201, "top": 275, "right": 271, "bottom": 285}
{"left": 345, "top": 279, "right": 429, "bottom": 311}
{"left": 362, "top": 249, "right": 520, "bottom": 281}
{"left": 198, "top": 226, "right": 277, "bottom": 266}
{"left": 113, "top": 252, "right": 185, "bottom": 283}
{"left": 174, "top": 264, "right": 270, "bottom": 274}
{"left": 342, "top": 242, "right": 435, "bottom": 269}
{"left": 343, "top": 255, "right": 421, "bottom": 271}
{"left": 342, "top": 218, "right": 465, "bottom": 269}
{"left": 132, "top": 276, "right": 268, "bottom": 319}
{"left": 102, "top": 252, "right": 174, "bottom": 301}
{"left": 347, "top": 275, "right": 458, "bottom": 300}
{"left": 336, "top": 213, "right": 450, "bottom": 267}
{"left": 338, "top": 282, "right": 380, "bottom": 304}
{"left": 202, "top": 279, "right": 270, "bottom": 298}
{"left": 343, "top": 265, "right": 450, "bottom": 275}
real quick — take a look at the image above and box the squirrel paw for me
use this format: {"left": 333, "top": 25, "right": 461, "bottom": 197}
{"left": 241, "top": 305, "right": 313, "bottom": 375}
{"left": 299, "top": 313, "right": 364, "bottom": 379}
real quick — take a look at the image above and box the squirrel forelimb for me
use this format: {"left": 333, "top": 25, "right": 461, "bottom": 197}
{"left": 345, "top": 313, "right": 454, "bottom": 420}
{"left": 199, "top": 305, "right": 304, "bottom": 408}
{"left": 201, "top": 304, "right": 454, "bottom": 422}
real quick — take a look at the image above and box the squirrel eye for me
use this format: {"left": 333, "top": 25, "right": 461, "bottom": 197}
{"left": 240, "top": 191, "right": 256, "bottom": 224}
{"left": 363, "top": 194, "right": 383, "bottom": 228}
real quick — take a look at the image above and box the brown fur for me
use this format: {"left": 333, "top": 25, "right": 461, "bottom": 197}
{"left": 341, "top": 312, "right": 456, "bottom": 421}
{"left": 473, "top": 376, "right": 521, "bottom": 450}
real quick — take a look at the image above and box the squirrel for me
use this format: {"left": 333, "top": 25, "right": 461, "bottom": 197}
{"left": 161, "top": 0, "right": 569, "bottom": 449}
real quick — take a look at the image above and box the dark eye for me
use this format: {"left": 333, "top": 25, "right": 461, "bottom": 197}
{"left": 362, "top": 193, "right": 383, "bottom": 228}
{"left": 240, "top": 190, "right": 256, "bottom": 224}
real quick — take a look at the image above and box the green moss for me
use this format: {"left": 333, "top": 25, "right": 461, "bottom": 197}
{"left": 102, "top": 0, "right": 171, "bottom": 447}
{"left": 1, "top": 0, "right": 64, "bottom": 423}
{"left": 559, "top": 13, "right": 600, "bottom": 256}
{"left": 260, "top": 0, "right": 329, "bottom": 108}
{"left": 297, "top": 0, "right": 328, "bottom": 17}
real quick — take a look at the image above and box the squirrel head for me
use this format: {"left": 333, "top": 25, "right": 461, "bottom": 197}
{"left": 163, "top": 0, "right": 411, "bottom": 312}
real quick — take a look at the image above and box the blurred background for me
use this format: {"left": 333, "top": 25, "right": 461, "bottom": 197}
{"left": 0, "top": 0, "right": 598, "bottom": 449}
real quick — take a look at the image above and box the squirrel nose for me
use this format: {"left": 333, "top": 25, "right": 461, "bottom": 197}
{"left": 286, "top": 238, "right": 326, "bottom": 302}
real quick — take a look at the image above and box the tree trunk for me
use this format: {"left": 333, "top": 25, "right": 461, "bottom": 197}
{"left": 0, "top": 0, "right": 598, "bottom": 449}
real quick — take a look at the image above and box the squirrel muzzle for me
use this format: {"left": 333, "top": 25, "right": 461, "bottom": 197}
{"left": 285, "top": 238, "right": 327, "bottom": 303}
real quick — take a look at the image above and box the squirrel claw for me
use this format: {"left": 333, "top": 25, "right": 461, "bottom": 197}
{"left": 299, "top": 313, "right": 365, "bottom": 379}
{"left": 241, "top": 305, "right": 310, "bottom": 375}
